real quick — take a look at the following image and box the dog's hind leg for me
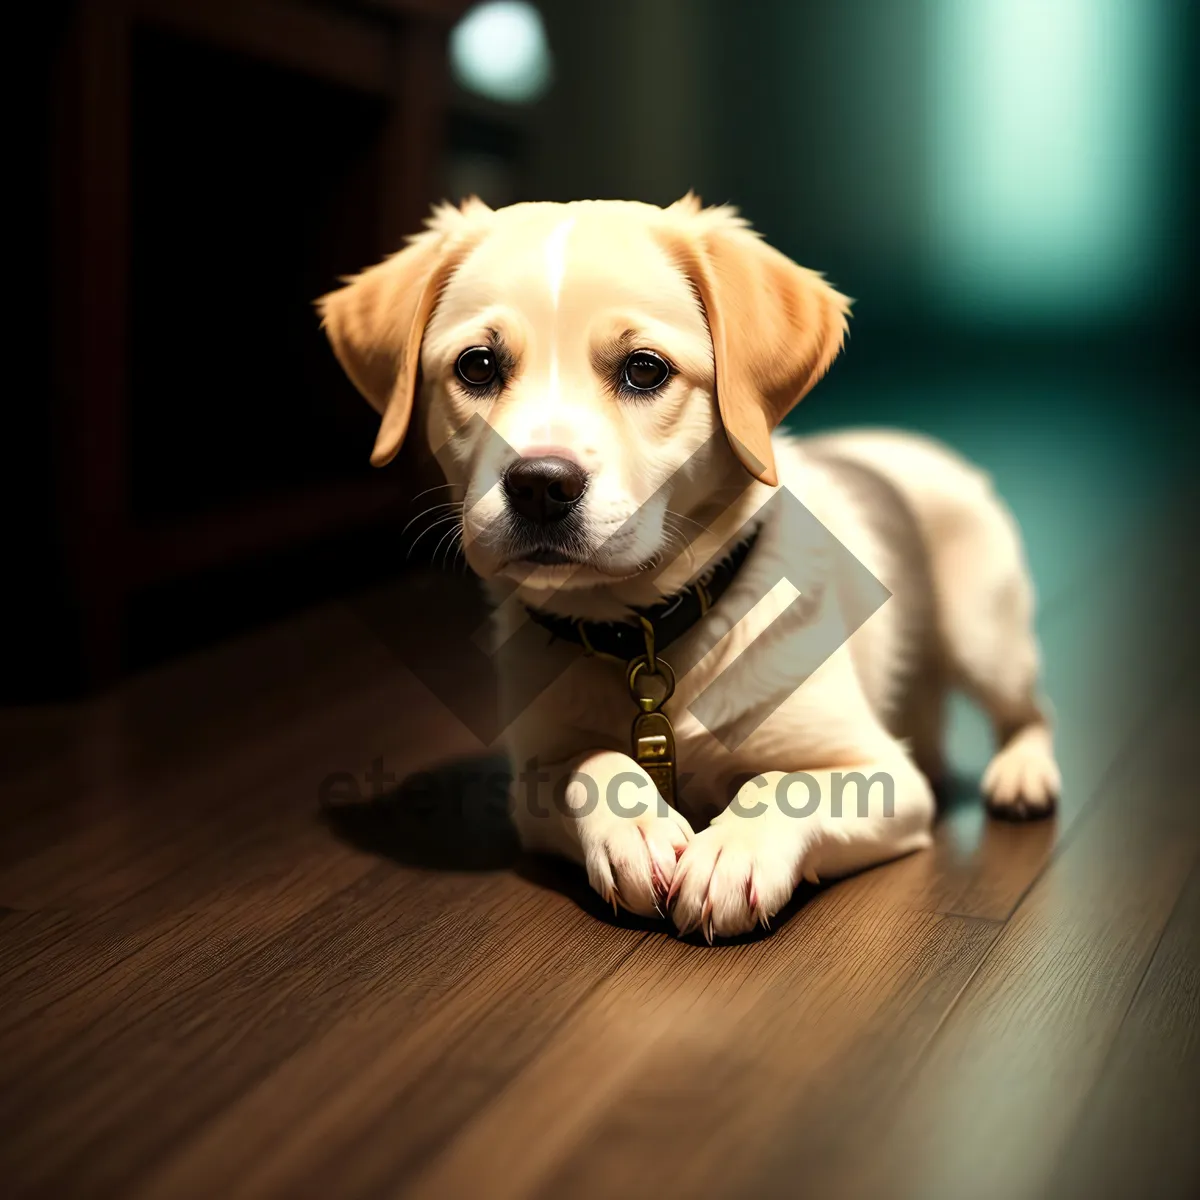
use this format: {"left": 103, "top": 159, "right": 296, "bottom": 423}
{"left": 894, "top": 671, "right": 949, "bottom": 793}
{"left": 801, "top": 430, "right": 1061, "bottom": 818}
{"left": 930, "top": 487, "right": 1061, "bottom": 819}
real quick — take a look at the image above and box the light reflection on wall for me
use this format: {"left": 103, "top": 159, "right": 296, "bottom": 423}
{"left": 928, "top": 0, "right": 1174, "bottom": 322}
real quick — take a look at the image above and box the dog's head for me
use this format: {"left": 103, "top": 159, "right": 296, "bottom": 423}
{"left": 319, "top": 195, "right": 850, "bottom": 592}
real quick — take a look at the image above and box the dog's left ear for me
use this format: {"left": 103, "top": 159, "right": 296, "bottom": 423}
{"left": 317, "top": 198, "right": 491, "bottom": 467}
{"left": 658, "top": 194, "right": 851, "bottom": 486}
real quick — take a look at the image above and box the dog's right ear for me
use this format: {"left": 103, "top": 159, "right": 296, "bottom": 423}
{"left": 317, "top": 198, "right": 491, "bottom": 467}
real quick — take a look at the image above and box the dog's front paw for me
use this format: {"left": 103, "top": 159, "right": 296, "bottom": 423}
{"left": 669, "top": 815, "right": 813, "bottom": 941}
{"left": 583, "top": 811, "right": 696, "bottom": 912}
{"left": 983, "top": 724, "right": 1060, "bottom": 820}
{"left": 580, "top": 807, "right": 693, "bottom": 919}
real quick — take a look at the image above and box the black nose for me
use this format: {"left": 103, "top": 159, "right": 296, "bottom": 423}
{"left": 502, "top": 456, "right": 588, "bottom": 524}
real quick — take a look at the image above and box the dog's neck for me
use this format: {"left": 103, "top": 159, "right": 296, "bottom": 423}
{"left": 520, "top": 528, "right": 762, "bottom": 662}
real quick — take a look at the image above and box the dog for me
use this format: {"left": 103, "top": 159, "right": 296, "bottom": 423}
{"left": 319, "top": 194, "right": 1061, "bottom": 941}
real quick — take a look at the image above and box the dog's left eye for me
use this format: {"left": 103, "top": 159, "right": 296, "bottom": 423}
{"left": 622, "top": 351, "right": 672, "bottom": 393}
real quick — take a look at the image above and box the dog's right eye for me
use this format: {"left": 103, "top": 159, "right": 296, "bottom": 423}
{"left": 456, "top": 347, "right": 498, "bottom": 388}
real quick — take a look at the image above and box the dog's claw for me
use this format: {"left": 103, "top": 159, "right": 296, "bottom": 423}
{"left": 649, "top": 859, "right": 669, "bottom": 901}
{"left": 666, "top": 865, "right": 687, "bottom": 911}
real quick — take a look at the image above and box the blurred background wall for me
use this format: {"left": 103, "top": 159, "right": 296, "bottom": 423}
{"left": 531, "top": 0, "right": 1196, "bottom": 341}
{"left": 10, "top": 0, "right": 1197, "bottom": 702}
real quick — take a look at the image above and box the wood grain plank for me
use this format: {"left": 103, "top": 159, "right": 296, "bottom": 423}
{"left": 0, "top": 576, "right": 486, "bottom": 834}
{"left": 3, "top": 865, "right": 493, "bottom": 1194}
{"left": 128, "top": 888, "right": 646, "bottom": 1198}
{"left": 0, "top": 834, "right": 377, "bottom": 1068}
{"left": 396, "top": 882, "right": 1001, "bottom": 1200}
{"left": 1047, "top": 864, "right": 1200, "bottom": 1200}
{"left": 0, "top": 594, "right": 484, "bottom": 918}
{"left": 783, "top": 675, "right": 1199, "bottom": 1200}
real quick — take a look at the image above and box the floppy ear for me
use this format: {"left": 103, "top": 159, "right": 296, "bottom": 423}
{"left": 317, "top": 198, "right": 491, "bottom": 467}
{"left": 658, "top": 194, "right": 851, "bottom": 486}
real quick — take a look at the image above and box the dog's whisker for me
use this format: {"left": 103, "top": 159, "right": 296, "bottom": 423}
{"left": 664, "top": 508, "right": 713, "bottom": 537}
{"left": 409, "top": 482, "right": 460, "bottom": 504}
{"left": 406, "top": 514, "right": 464, "bottom": 560}
{"left": 432, "top": 523, "right": 464, "bottom": 568}
{"left": 444, "top": 530, "right": 466, "bottom": 571}
{"left": 401, "top": 501, "right": 464, "bottom": 540}
{"left": 658, "top": 523, "right": 700, "bottom": 576}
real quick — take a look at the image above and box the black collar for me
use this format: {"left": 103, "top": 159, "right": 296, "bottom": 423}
{"left": 524, "top": 530, "right": 760, "bottom": 663}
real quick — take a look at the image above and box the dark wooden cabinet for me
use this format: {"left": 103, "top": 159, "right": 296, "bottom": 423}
{"left": 44, "top": 0, "right": 471, "bottom": 692}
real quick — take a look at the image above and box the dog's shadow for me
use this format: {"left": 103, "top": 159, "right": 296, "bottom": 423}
{"left": 319, "top": 753, "right": 652, "bottom": 932}
{"left": 322, "top": 754, "right": 519, "bottom": 871}
{"left": 320, "top": 753, "right": 804, "bottom": 943}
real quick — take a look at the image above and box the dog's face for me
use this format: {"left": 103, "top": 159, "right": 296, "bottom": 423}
{"left": 420, "top": 202, "right": 723, "bottom": 588}
{"left": 320, "top": 196, "right": 850, "bottom": 592}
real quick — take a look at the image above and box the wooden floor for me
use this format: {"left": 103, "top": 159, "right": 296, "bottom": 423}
{"left": 2, "top": 494, "right": 1197, "bottom": 1199}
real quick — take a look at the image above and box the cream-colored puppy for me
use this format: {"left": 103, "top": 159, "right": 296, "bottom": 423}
{"left": 320, "top": 195, "right": 1060, "bottom": 940}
